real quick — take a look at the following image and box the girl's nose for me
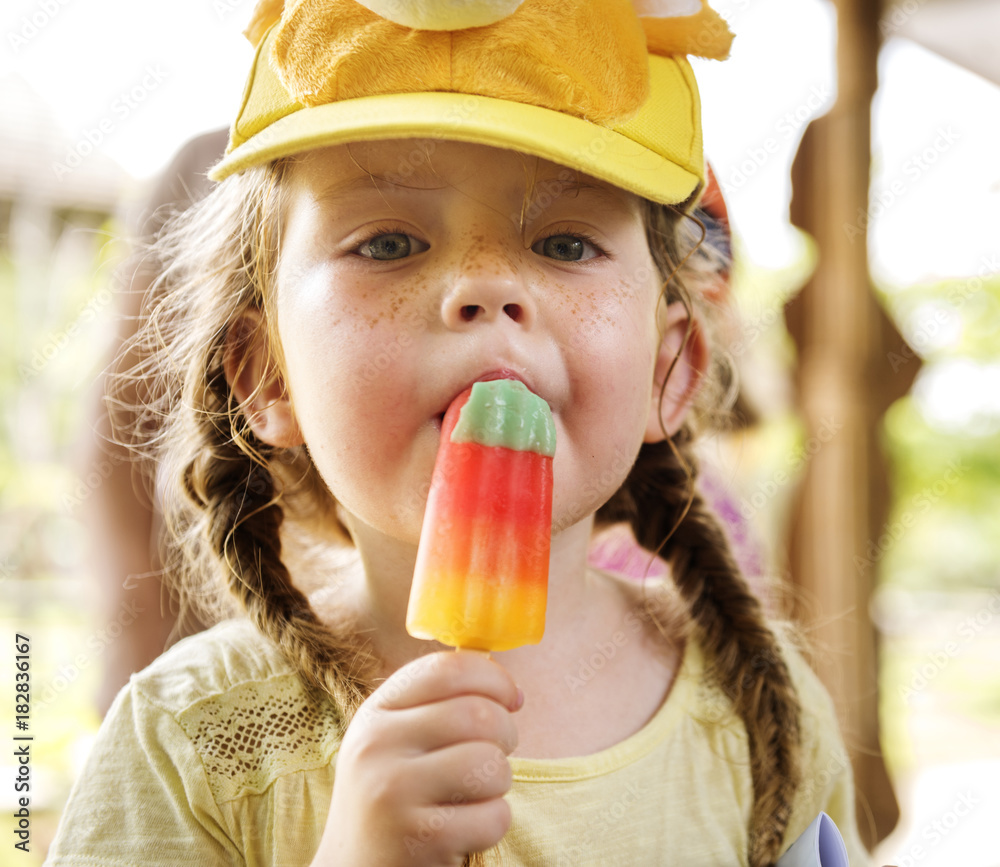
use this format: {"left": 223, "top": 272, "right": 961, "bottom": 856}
{"left": 439, "top": 244, "right": 536, "bottom": 330}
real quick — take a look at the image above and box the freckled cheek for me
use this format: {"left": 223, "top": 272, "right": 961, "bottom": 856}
{"left": 551, "top": 279, "right": 658, "bottom": 364}
{"left": 281, "top": 269, "right": 433, "bottom": 376}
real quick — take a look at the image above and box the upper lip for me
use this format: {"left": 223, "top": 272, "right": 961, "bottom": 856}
{"left": 436, "top": 366, "right": 537, "bottom": 420}
{"left": 473, "top": 367, "right": 527, "bottom": 388}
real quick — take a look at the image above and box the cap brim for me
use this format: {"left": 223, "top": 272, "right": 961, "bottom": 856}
{"left": 209, "top": 89, "right": 701, "bottom": 206}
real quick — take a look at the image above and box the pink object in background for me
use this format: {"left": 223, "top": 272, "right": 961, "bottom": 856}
{"left": 588, "top": 466, "right": 769, "bottom": 601}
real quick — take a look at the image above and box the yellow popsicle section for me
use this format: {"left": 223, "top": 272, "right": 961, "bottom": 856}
{"left": 406, "top": 379, "right": 556, "bottom": 651}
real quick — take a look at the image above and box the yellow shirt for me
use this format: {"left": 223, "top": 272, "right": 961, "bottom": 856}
{"left": 45, "top": 619, "right": 870, "bottom": 865}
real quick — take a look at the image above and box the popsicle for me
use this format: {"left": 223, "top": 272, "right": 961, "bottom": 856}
{"left": 406, "top": 378, "right": 556, "bottom": 651}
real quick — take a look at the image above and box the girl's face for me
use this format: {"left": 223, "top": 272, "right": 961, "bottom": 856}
{"left": 270, "top": 140, "right": 669, "bottom": 546}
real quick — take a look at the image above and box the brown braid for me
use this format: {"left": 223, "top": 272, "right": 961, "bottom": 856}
{"left": 596, "top": 199, "right": 805, "bottom": 864}
{"left": 188, "top": 389, "right": 374, "bottom": 717}
{"left": 124, "top": 159, "right": 379, "bottom": 723}
{"left": 600, "top": 427, "right": 803, "bottom": 866}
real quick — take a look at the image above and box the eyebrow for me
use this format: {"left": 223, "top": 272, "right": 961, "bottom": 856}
{"left": 517, "top": 173, "right": 637, "bottom": 224}
{"left": 309, "top": 164, "right": 634, "bottom": 215}
{"left": 535, "top": 176, "right": 630, "bottom": 207}
{"left": 313, "top": 173, "right": 396, "bottom": 204}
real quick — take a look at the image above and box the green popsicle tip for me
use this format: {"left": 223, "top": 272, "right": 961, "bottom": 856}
{"left": 450, "top": 380, "right": 556, "bottom": 456}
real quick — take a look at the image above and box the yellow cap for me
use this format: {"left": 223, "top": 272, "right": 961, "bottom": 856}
{"left": 210, "top": 0, "right": 733, "bottom": 206}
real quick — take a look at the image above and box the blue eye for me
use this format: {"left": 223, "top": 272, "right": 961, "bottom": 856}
{"left": 358, "top": 233, "right": 423, "bottom": 260}
{"left": 533, "top": 234, "right": 599, "bottom": 262}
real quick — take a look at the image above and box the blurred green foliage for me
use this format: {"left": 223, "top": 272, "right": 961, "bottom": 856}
{"left": 1, "top": 215, "right": 126, "bottom": 858}
{"left": 873, "top": 271, "right": 1000, "bottom": 779}
{"left": 877, "top": 271, "right": 1000, "bottom": 593}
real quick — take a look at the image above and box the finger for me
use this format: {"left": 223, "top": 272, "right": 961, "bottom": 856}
{"left": 434, "top": 797, "right": 513, "bottom": 859}
{"left": 393, "top": 695, "right": 519, "bottom": 755}
{"left": 412, "top": 742, "right": 513, "bottom": 805}
{"left": 406, "top": 796, "right": 513, "bottom": 865}
{"left": 374, "top": 650, "right": 522, "bottom": 713}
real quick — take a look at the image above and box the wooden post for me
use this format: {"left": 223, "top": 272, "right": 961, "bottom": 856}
{"left": 785, "top": 0, "right": 908, "bottom": 849}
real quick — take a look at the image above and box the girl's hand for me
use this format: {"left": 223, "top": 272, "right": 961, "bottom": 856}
{"left": 311, "top": 650, "right": 523, "bottom": 867}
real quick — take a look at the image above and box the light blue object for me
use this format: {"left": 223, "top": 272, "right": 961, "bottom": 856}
{"left": 776, "top": 812, "right": 849, "bottom": 867}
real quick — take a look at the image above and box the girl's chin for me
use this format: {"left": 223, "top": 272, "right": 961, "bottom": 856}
{"left": 341, "top": 507, "right": 424, "bottom": 549}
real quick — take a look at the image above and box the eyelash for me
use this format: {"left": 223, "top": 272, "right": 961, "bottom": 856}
{"left": 349, "top": 224, "right": 608, "bottom": 261}
{"left": 351, "top": 223, "right": 426, "bottom": 257}
{"left": 534, "top": 228, "right": 607, "bottom": 262}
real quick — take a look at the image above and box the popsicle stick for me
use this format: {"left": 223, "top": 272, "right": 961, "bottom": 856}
{"left": 454, "top": 646, "right": 492, "bottom": 659}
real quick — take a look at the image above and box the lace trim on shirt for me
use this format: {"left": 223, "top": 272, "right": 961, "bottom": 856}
{"left": 177, "top": 674, "right": 343, "bottom": 803}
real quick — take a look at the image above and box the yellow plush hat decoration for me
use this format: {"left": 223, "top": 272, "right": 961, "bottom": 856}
{"left": 211, "top": 0, "right": 733, "bottom": 206}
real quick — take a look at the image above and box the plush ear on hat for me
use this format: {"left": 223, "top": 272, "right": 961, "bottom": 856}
{"left": 634, "top": 0, "right": 733, "bottom": 60}
{"left": 244, "top": 0, "right": 284, "bottom": 44}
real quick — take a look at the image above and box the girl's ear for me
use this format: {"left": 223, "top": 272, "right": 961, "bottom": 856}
{"left": 223, "top": 310, "right": 304, "bottom": 448}
{"left": 644, "top": 300, "right": 710, "bottom": 442}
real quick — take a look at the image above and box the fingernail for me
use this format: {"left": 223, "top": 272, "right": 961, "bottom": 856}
{"left": 512, "top": 687, "right": 525, "bottom": 711}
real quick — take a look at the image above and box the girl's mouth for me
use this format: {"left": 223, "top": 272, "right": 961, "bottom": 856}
{"left": 432, "top": 368, "right": 537, "bottom": 432}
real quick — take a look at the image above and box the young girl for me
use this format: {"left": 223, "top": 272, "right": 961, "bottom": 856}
{"left": 47, "top": 1, "right": 869, "bottom": 865}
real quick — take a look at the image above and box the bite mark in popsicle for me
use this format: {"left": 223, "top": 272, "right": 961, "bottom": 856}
{"left": 406, "top": 379, "right": 556, "bottom": 651}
